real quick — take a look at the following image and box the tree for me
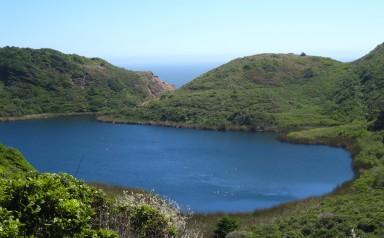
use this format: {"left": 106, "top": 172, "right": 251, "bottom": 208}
{"left": 214, "top": 216, "right": 239, "bottom": 238}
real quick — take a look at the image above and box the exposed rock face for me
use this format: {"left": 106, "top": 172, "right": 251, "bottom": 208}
{"left": 144, "top": 72, "right": 176, "bottom": 96}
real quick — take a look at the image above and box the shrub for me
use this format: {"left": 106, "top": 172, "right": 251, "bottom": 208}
{"left": 0, "top": 207, "right": 21, "bottom": 237}
{"left": 110, "top": 190, "right": 202, "bottom": 238}
{"left": 357, "top": 218, "right": 376, "bottom": 233}
{"left": 215, "top": 216, "right": 239, "bottom": 238}
{"left": 129, "top": 205, "right": 176, "bottom": 237}
{"left": 0, "top": 171, "right": 114, "bottom": 237}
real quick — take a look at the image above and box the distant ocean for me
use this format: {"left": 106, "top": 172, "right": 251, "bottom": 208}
{"left": 123, "top": 63, "right": 222, "bottom": 88}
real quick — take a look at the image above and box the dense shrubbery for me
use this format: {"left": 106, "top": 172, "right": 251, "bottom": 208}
{"left": 246, "top": 188, "right": 384, "bottom": 237}
{"left": 0, "top": 169, "right": 201, "bottom": 238}
{"left": 0, "top": 172, "right": 113, "bottom": 237}
{"left": 214, "top": 216, "right": 239, "bottom": 238}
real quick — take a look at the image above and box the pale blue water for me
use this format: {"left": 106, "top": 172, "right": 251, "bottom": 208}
{"left": 0, "top": 117, "right": 353, "bottom": 212}
{"left": 125, "top": 62, "right": 221, "bottom": 88}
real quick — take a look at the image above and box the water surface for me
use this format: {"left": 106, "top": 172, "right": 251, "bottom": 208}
{"left": 126, "top": 62, "right": 221, "bottom": 88}
{"left": 0, "top": 117, "right": 353, "bottom": 212}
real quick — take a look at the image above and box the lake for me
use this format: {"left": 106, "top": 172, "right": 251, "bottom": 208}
{"left": 0, "top": 117, "right": 353, "bottom": 212}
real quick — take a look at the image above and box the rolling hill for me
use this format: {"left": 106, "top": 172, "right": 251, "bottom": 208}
{"left": 115, "top": 43, "right": 383, "bottom": 132}
{"left": 0, "top": 46, "right": 175, "bottom": 118}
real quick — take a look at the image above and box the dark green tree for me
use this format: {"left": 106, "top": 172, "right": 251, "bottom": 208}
{"left": 214, "top": 216, "right": 239, "bottom": 238}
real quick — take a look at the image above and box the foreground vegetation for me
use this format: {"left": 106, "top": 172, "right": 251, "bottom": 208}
{"left": 0, "top": 152, "right": 201, "bottom": 237}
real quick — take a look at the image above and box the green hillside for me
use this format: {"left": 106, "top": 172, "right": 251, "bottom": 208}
{"left": 116, "top": 53, "right": 356, "bottom": 129}
{"left": 0, "top": 144, "right": 35, "bottom": 178}
{"left": 350, "top": 43, "right": 384, "bottom": 130}
{"left": 0, "top": 47, "right": 174, "bottom": 118}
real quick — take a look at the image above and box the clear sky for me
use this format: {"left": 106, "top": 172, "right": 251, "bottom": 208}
{"left": 1, "top": 0, "right": 384, "bottom": 65}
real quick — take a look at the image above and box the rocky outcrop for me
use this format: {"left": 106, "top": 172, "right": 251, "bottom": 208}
{"left": 143, "top": 72, "right": 175, "bottom": 97}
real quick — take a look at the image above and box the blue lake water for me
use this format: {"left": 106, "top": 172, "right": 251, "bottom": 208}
{"left": 0, "top": 117, "right": 353, "bottom": 212}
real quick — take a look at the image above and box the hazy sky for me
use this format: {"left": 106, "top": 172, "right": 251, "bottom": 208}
{"left": 2, "top": 0, "right": 384, "bottom": 65}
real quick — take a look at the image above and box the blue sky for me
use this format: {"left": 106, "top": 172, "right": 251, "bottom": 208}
{"left": 2, "top": 0, "right": 384, "bottom": 65}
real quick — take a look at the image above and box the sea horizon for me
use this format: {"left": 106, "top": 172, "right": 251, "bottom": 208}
{"left": 120, "top": 62, "right": 223, "bottom": 88}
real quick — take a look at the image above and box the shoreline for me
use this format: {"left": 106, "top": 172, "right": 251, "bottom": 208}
{"left": 97, "top": 116, "right": 360, "bottom": 213}
{"left": 98, "top": 116, "right": 359, "bottom": 172}
{"left": 0, "top": 112, "right": 108, "bottom": 122}
{"left": 2, "top": 112, "right": 359, "bottom": 166}
{"left": 1, "top": 112, "right": 330, "bottom": 134}
{"left": 96, "top": 115, "right": 316, "bottom": 133}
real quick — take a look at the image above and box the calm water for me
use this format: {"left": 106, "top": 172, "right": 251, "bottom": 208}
{"left": 0, "top": 117, "right": 353, "bottom": 212}
{"left": 126, "top": 62, "right": 222, "bottom": 88}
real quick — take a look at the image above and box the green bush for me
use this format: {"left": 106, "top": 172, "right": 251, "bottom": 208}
{"left": 215, "top": 216, "right": 239, "bottom": 238}
{"left": 0, "top": 207, "right": 21, "bottom": 237}
{"left": 0, "top": 171, "right": 114, "bottom": 237}
{"left": 357, "top": 218, "right": 376, "bottom": 233}
{"left": 109, "top": 191, "right": 202, "bottom": 238}
{"left": 129, "top": 205, "right": 176, "bottom": 237}
{"left": 0, "top": 169, "right": 201, "bottom": 237}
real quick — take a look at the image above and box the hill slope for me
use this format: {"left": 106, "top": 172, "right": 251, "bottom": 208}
{"left": 0, "top": 144, "right": 35, "bottom": 178}
{"left": 117, "top": 44, "right": 383, "bottom": 131}
{"left": 350, "top": 43, "right": 384, "bottom": 130}
{"left": 0, "top": 47, "right": 175, "bottom": 117}
{"left": 117, "top": 53, "right": 353, "bottom": 129}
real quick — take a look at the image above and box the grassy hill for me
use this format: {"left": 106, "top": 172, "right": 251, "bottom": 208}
{"left": 0, "top": 144, "right": 35, "bottom": 178}
{"left": 0, "top": 46, "right": 174, "bottom": 118}
{"left": 350, "top": 43, "right": 384, "bottom": 130}
{"left": 116, "top": 51, "right": 367, "bottom": 130}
